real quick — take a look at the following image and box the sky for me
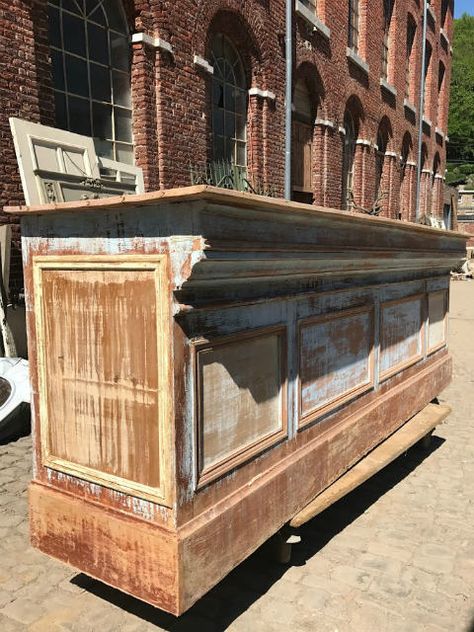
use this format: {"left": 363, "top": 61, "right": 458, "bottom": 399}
{"left": 455, "top": 0, "right": 474, "bottom": 18}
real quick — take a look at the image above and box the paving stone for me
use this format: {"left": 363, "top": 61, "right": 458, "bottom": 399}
{"left": 0, "top": 597, "right": 46, "bottom": 625}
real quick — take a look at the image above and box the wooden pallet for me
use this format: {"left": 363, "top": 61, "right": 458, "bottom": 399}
{"left": 290, "top": 403, "right": 451, "bottom": 528}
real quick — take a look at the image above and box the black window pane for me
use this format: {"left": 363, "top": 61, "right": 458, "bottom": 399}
{"left": 62, "top": 13, "right": 86, "bottom": 57}
{"left": 92, "top": 102, "right": 112, "bottom": 139}
{"left": 62, "top": 0, "right": 83, "bottom": 15}
{"left": 112, "top": 71, "right": 131, "bottom": 107}
{"left": 51, "top": 49, "right": 65, "bottom": 91}
{"left": 68, "top": 96, "right": 91, "bottom": 135}
{"left": 87, "top": 22, "right": 109, "bottom": 64}
{"left": 90, "top": 63, "right": 111, "bottom": 101}
{"left": 54, "top": 92, "right": 67, "bottom": 130}
{"left": 114, "top": 108, "right": 132, "bottom": 142}
{"left": 65, "top": 54, "right": 89, "bottom": 97}
{"left": 86, "top": 0, "right": 106, "bottom": 25}
{"left": 110, "top": 33, "right": 130, "bottom": 71}
{"left": 103, "top": 0, "right": 128, "bottom": 33}
{"left": 47, "top": 6, "right": 61, "bottom": 48}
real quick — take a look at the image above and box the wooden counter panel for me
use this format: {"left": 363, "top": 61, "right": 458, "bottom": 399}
{"left": 33, "top": 255, "right": 172, "bottom": 505}
{"left": 196, "top": 328, "right": 287, "bottom": 487}
{"left": 380, "top": 294, "right": 424, "bottom": 380}
{"left": 298, "top": 306, "right": 374, "bottom": 425}
{"left": 428, "top": 290, "right": 448, "bottom": 353}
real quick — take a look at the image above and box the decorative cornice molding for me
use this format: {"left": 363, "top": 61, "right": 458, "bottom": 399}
{"left": 356, "top": 139, "right": 372, "bottom": 148}
{"left": 315, "top": 118, "right": 335, "bottom": 128}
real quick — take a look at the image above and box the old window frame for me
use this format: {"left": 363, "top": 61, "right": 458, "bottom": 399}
{"left": 47, "top": 0, "right": 133, "bottom": 164}
{"left": 210, "top": 34, "right": 248, "bottom": 174}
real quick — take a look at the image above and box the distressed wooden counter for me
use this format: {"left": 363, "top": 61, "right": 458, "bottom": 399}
{"left": 7, "top": 186, "right": 468, "bottom": 615}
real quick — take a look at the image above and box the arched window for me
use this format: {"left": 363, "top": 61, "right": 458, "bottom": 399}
{"left": 375, "top": 126, "right": 389, "bottom": 199}
{"left": 291, "top": 79, "right": 314, "bottom": 204}
{"left": 405, "top": 15, "right": 417, "bottom": 101}
{"left": 342, "top": 111, "right": 357, "bottom": 210}
{"left": 47, "top": 0, "right": 133, "bottom": 164}
{"left": 348, "top": 0, "right": 360, "bottom": 52}
{"left": 400, "top": 132, "right": 413, "bottom": 220}
{"left": 210, "top": 34, "right": 247, "bottom": 173}
{"left": 382, "top": 0, "right": 395, "bottom": 82}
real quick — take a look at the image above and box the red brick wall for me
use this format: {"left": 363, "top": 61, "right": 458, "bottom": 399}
{"left": 458, "top": 223, "right": 474, "bottom": 247}
{"left": 0, "top": 0, "right": 455, "bottom": 293}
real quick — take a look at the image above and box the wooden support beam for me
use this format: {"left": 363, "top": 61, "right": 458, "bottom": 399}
{"left": 290, "top": 403, "right": 451, "bottom": 528}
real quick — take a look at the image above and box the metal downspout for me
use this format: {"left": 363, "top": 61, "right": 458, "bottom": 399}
{"left": 284, "top": 0, "right": 293, "bottom": 200}
{"left": 415, "top": 0, "right": 428, "bottom": 221}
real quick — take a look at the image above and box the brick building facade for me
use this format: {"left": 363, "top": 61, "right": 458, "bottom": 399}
{"left": 0, "top": 0, "right": 455, "bottom": 292}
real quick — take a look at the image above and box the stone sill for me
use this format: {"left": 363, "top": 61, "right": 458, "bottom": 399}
{"left": 295, "top": 1, "right": 331, "bottom": 39}
{"left": 404, "top": 99, "right": 417, "bottom": 116}
{"left": 346, "top": 48, "right": 369, "bottom": 74}
{"left": 380, "top": 78, "right": 397, "bottom": 97}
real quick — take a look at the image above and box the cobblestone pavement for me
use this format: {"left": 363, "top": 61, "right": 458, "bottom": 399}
{"left": 0, "top": 281, "right": 473, "bottom": 632}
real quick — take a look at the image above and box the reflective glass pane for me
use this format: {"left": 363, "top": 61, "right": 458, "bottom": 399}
{"left": 224, "top": 113, "right": 235, "bottom": 139}
{"left": 87, "top": 22, "right": 109, "bottom": 64}
{"left": 86, "top": 0, "right": 106, "bottom": 25}
{"left": 236, "top": 141, "right": 246, "bottom": 166}
{"left": 94, "top": 138, "right": 114, "bottom": 159}
{"left": 62, "top": 0, "right": 83, "bottom": 15}
{"left": 213, "top": 136, "right": 225, "bottom": 159}
{"left": 51, "top": 49, "right": 65, "bottom": 91}
{"left": 103, "top": 0, "right": 128, "bottom": 33}
{"left": 48, "top": 6, "right": 61, "bottom": 48}
{"left": 115, "top": 143, "right": 134, "bottom": 164}
{"left": 65, "top": 54, "right": 89, "bottom": 97}
{"left": 212, "top": 80, "right": 223, "bottom": 107}
{"left": 92, "top": 102, "right": 112, "bottom": 139}
{"left": 212, "top": 109, "right": 224, "bottom": 135}
{"left": 110, "top": 33, "right": 130, "bottom": 71}
{"left": 114, "top": 108, "right": 132, "bottom": 142}
{"left": 235, "top": 90, "right": 246, "bottom": 116}
{"left": 112, "top": 71, "right": 131, "bottom": 107}
{"left": 68, "top": 96, "right": 91, "bottom": 135}
{"left": 235, "top": 115, "right": 246, "bottom": 141}
{"left": 62, "top": 13, "right": 86, "bottom": 56}
{"left": 54, "top": 92, "right": 68, "bottom": 130}
{"left": 224, "top": 84, "right": 235, "bottom": 111}
{"left": 90, "top": 63, "right": 111, "bottom": 101}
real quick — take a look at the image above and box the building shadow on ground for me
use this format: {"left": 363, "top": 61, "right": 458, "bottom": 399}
{"left": 71, "top": 435, "right": 445, "bottom": 631}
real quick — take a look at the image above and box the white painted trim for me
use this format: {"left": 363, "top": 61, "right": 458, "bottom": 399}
{"left": 248, "top": 88, "right": 276, "bottom": 101}
{"left": 380, "top": 78, "right": 397, "bottom": 97}
{"left": 404, "top": 99, "right": 417, "bottom": 116}
{"left": 356, "top": 139, "right": 371, "bottom": 148}
{"left": 434, "top": 174, "right": 444, "bottom": 180}
{"left": 422, "top": 169, "right": 433, "bottom": 175}
{"left": 440, "top": 28, "right": 450, "bottom": 46}
{"left": 406, "top": 161, "right": 417, "bottom": 167}
{"left": 422, "top": 116, "right": 432, "bottom": 129}
{"left": 346, "top": 48, "right": 369, "bottom": 74}
{"left": 445, "top": 136, "right": 450, "bottom": 143}
{"left": 435, "top": 127, "right": 445, "bottom": 139}
{"left": 131, "top": 32, "right": 173, "bottom": 53}
{"left": 427, "top": 3, "right": 436, "bottom": 22}
{"left": 385, "top": 151, "right": 398, "bottom": 158}
{"left": 193, "top": 55, "right": 214, "bottom": 74}
{"left": 338, "top": 126, "right": 346, "bottom": 135}
{"left": 294, "top": 1, "right": 331, "bottom": 38}
{"left": 315, "top": 118, "right": 335, "bottom": 129}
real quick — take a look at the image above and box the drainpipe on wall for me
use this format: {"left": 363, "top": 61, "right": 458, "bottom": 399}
{"left": 284, "top": 0, "right": 293, "bottom": 200}
{"left": 415, "top": 0, "right": 428, "bottom": 221}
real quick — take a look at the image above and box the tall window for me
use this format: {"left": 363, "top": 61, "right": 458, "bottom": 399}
{"left": 375, "top": 126, "right": 389, "bottom": 198}
{"left": 441, "top": 0, "right": 449, "bottom": 27}
{"left": 405, "top": 16, "right": 417, "bottom": 100}
{"left": 47, "top": 0, "right": 133, "bottom": 164}
{"left": 382, "top": 0, "right": 394, "bottom": 82}
{"left": 423, "top": 40, "right": 433, "bottom": 117}
{"left": 291, "top": 79, "right": 314, "bottom": 204}
{"left": 438, "top": 61, "right": 447, "bottom": 129}
{"left": 348, "top": 0, "right": 360, "bottom": 52}
{"left": 342, "top": 111, "right": 356, "bottom": 210}
{"left": 210, "top": 34, "right": 247, "bottom": 173}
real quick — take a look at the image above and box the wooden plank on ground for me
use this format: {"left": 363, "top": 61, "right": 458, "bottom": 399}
{"left": 290, "top": 403, "right": 451, "bottom": 528}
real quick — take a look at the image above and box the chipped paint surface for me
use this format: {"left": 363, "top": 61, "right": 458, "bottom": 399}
{"left": 20, "top": 189, "right": 468, "bottom": 614}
